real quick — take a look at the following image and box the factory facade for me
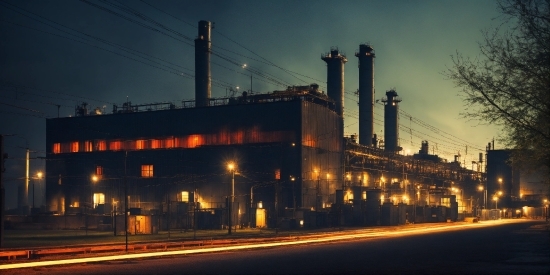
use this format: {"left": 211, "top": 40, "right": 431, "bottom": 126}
{"left": 42, "top": 20, "right": 543, "bottom": 232}
{"left": 45, "top": 88, "right": 343, "bottom": 228}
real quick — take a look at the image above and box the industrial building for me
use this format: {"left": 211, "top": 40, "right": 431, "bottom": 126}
{"left": 41, "top": 20, "right": 540, "bottom": 233}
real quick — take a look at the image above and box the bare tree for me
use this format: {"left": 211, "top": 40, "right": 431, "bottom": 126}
{"left": 447, "top": 0, "right": 550, "bottom": 180}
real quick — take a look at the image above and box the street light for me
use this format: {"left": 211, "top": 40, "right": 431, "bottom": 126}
{"left": 227, "top": 162, "right": 235, "bottom": 235}
{"left": 493, "top": 196, "right": 498, "bottom": 209}
{"left": 33, "top": 172, "right": 43, "bottom": 211}
{"left": 314, "top": 169, "right": 320, "bottom": 211}
{"left": 86, "top": 174, "right": 99, "bottom": 236}
{"left": 478, "top": 185, "right": 487, "bottom": 211}
{"left": 544, "top": 199, "right": 548, "bottom": 221}
{"left": 91, "top": 175, "right": 98, "bottom": 208}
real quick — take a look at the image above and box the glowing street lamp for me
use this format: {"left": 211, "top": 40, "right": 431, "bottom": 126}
{"left": 33, "top": 172, "right": 43, "bottom": 210}
{"left": 478, "top": 185, "right": 487, "bottom": 209}
{"left": 493, "top": 196, "right": 499, "bottom": 209}
{"left": 544, "top": 199, "right": 548, "bottom": 221}
{"left": 227, "top": 162, "right": 235, "bottom": 235}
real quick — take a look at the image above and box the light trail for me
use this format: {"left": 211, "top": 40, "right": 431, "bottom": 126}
{"left": 0, "top": 219, "right": 527, "bottom": 270}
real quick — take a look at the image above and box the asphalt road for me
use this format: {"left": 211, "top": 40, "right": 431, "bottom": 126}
{"left": 4, "top": 220, "right": 550, "bottom": 275}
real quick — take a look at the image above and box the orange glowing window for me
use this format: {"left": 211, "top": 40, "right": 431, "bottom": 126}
{"left": 136, "top": 140, "right": 145, "bottom": 150}
{"left": 165, "top": 138, "right": 174, "bottom": 148}
{"left": 275, "top": 169, "right": 281, "bottom": 180}
{"left": 188, "top": 135, "right": 203, "bottom": 148}
{"left": 151, "top": 139, "right": 160, "bottom": 149}
{"left": 84, "top": 141, "right": 93, "bottom": 152}
{"left": 96, "top": 140, "right": 107, "bottom": 151}
{"left": 141, "top": 164, "right": 153, "bottom": 178}
{"left": 53, "top": 143, "right": 61, "bottom": 154}
{"left": 96, "top": 165, "right": 103, "bottom": 176}
{"left": 109, "top": 141, "right": 121, "bottom": 151}
{"left": 70, "top": 141, "right": 79, "bottom": 153}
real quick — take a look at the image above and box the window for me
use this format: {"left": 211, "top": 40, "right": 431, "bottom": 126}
{"left": 181, "top": 191, "right": 189, "bottom": 202}
{"left": 151, "top": 139, "right": 161, "bottom": 149}
{"left": 70, "top": 141, "right": 79, "bottom": 153}
{"left": 275, "top": 169, "right": 281, "bottom": 180}
{"left": 441, "top": 197, "right": 451, "bottom": 208}
{"left": 165, "top": 137, "right": 174, "bottom": 148}
{"left": 109, "top": 140, "right": 121, "bottom": 151}
{"left": 96, "top": 165, "right": 103, "bottom": 176}
{"left": 93, "top": 193, "right": 105, "bottom": 208}
{"left": 96, "top": 140, "right": 107, "bottom": 151}
{"left": 53, "top": 143, "right": 61, "bottom": 154}
{"left": 141, "top": 164, "right": 153, "bottom": 178}
{"left": 84, "top": 141, "right": 93, "bottom": 152}
{"left": 136, "top": 140, "right": 145, "bottom": 150}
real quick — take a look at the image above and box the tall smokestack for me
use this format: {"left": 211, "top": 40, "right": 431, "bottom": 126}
{"left": 321, "top": 48, "right": 347, "bottom": 116}
{"left": 383, "top": 89, "right": 401, "bottom": 152}
{"left": 355, "top": 44, "right": 375, "bottom": 146}
{"left": 195, "top": 20, "right": 213, "bottom": 107}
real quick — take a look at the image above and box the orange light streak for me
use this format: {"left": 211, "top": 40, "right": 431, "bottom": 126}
{"left": 0, "top": 219, "right": 526, "bottom": 271}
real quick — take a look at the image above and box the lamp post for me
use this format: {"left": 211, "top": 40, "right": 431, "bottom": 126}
{"left": 227, "top": 162, "right": 235, "bottom": 235}
{"left": 493, "top": 196, "right": 498, "bottom": 210}
{"left": 34, "top": 172, "right": 43, "bottom": 211}
{"left": 478, "top": 185, "right": 486, "bottom": 209}
{"left": 91, "top": 174, "right": 98, "bottom": 207}
{"left": 86, "top": 174, "right": 98, "bottom": 236}
{"left": 315, "top": 169, "right": 320, "bottom": 211}
{"left": 544, "top": 199, "right": 548, "bottom": 221}
{"left": 290, "top": 176, "right": 296, "bottom": 219}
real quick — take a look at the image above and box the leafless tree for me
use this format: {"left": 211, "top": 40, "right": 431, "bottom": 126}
{"left": 447, "top": 0, "right": 550, "bottom": 181}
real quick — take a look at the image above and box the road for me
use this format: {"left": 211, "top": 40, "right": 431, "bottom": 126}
{"left": 2, "top": 220, "right": 549, "bottom": 274}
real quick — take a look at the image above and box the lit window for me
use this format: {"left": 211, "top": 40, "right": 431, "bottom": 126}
{"left": 181, "top": 191, "right": 189, "bottom": 202}
{"left": 151, "top": 139, "right": 160, "bottom": 149}
{"left": 109, "top": 141, "right": 121, "bottom": 151}
{"left": 96, "top": 166, "right": 103, "bottom": 176}
{"left": 93, "top": 193, "right": 105, "bottom": 208}
{"left": 165, "top": 137, "right": 174, "bottom": 148}
{"left": 84, "top": 141, "right": 93, "bottom": 152}
{"left": 136, "top": 140, "right": 145, "bottom": 150}
{"left": 53, "top": 143, "right": 61, "bottom": 154}
{"left": 362, "top": 191, "right": 367, "bottom": 200}
{"left": 96, "top": 140, "right": 106, "bottom": 151}
{"left": 70, "top": 141, "right": 79, "bottom": 153}
{"left": 141, "top": 164, "right": 153, "bottom": 178}
{"left": 275, "top": 169, "right": 281, "bottom": 180}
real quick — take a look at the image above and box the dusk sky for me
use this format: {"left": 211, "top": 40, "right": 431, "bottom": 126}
{"left": 0, "top": 0, "right": 504, "bottom": 208}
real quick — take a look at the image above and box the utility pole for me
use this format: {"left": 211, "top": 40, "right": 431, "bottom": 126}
{"left": 275, "top": 179, "right": 279, "bottom": 234}
{"left": 227, "top": 163, "right": 235, "bottom": 235}
{"left": 25, "top": 148, "right": 29, "bottom": 213}
{"left": 1, "top": 135, "right": 5, "bottom": 248}
{"left": 124, "top": 151, "right": 128, "bottom": 252}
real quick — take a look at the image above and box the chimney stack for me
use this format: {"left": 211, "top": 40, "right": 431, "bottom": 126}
{"left": 195, "top": 20, "right": 213, "bottom": 107}
{"left": 355, "top": 44, "right": 375, "bottom": 146}
{"left": 382, "top": 89, "right": 401, "bottom": 152}
{"left": 322, "top": 48, "right": 347, "bottom": 116}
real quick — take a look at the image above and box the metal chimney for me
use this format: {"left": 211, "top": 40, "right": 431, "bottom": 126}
{"left": 321, "top": 48, "right": 347, "bottom": 116}
{"left": 382, "top": 89, "right": 401, "bottom": 152}
{"left": 195, "top": 20, "right": 213, "bottom": 107}
{"left": 355, "top": 44, "right": 375, "bottom": 146}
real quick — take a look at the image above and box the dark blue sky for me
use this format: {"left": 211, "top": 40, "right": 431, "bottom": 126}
{"left": 0, "top": 0, "right": 503, "bottom": 208}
